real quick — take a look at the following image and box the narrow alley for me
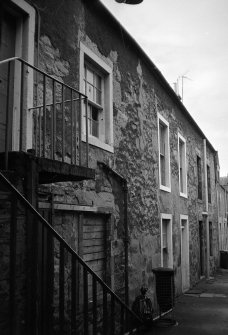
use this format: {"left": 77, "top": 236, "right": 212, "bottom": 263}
{"left": 145, "top": 269, "right": 228, "bottom": 335}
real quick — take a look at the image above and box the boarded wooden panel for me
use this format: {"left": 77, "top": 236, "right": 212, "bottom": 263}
{"left": 83, "top": 231, "right": 104, "bottom": 240}
{"left": 83, "top": 238, "right": 103, "bottom": 247}
{"left": 83, "top": 252, "right": 105, "bottom": 262}
{"left": 82, "top": 214, "right": 107, "bottom": 288}
{"left": 83, "top": 245, "right": 104, "bottom": 254}
{"left": 83, "top": 225, "right": 104, "bottom": 232}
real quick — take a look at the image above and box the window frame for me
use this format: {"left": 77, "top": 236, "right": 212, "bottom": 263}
{"left": 178, "top": 133, "right": 187, "bottom": 198}
{"left": 84, "top": 62, "right": 104, "bottom": 139}
{"left": 158, "top": 113, "right": 171, "bottom": 192}
{"left": 207, "top": 164, "right": 211, "bottom": 203}
{"left": 209, "top": 221, "right": 213, "bottom": 256}
{"left": 2, "top": 0, "right": 35, "bottom": 151}
{"left": 80, "top": 42, "right": 113, "bottom": 153}
{"left": 160, "top": 213, "right": 173, "bottom": 268}
{"left": 197, "top": 155, "right": 203, "bottom": 200}
{"left": 180, "top": 214, "right": 190, "bottom": 291}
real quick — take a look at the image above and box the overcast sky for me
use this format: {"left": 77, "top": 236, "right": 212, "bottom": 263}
{"left": 100, "top": 0, "right": 228, "bottom": 177}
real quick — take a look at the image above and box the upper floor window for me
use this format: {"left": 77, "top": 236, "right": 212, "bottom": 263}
{"left": 158, "top": 113, "right": 171, "bottom": 192}
{"left": 207, "top": 165, "right": 211, "bottom": 203}
{"left": 197, "top": 156, "right": 202, "bottom": 200}
{"left": 84, "top": 63, "right": 103, "bottom": 138}
{"left": 178, "top": 134, "right": 187, "bottom": 197}
{"left": 80, "top": 42, "right": 113, "bottom": 153}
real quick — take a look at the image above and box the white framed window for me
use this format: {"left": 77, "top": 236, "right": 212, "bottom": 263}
{"left": 158, "top": 113, "right": 171, "bottom": 192}
{"left": 178, "top": 133, "right": 187, "bottom": 197}
{"left": 207, "top": 164, "right": 211, "bottom": 203}
{"left": 80, "top": 42, "right": 113, "bottom": 153}
{"left": 197, "top": 155, "right": 203, "bottom": 200}
{"left": 160, "top": 214, "right": 173, "bottom": 268}
{"left": 84, "top": 63, "right": 103, "bottom": 138}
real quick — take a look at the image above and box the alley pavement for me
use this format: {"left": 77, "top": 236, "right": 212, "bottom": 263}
{"left": 144, "top": 269, "right": 228, "bottom": 335}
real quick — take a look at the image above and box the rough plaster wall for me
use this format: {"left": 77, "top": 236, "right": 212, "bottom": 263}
{"left": 32, "top": 0, "right": 220, "bottom": 310}
{"left": 110, "top": 58, "right": 161, "bottom": 305}
{"left": 156, "top": 95, "right": 220, "bottom": 291}
{"left": 39, "top": 35, "right": 70, "bottom": 80}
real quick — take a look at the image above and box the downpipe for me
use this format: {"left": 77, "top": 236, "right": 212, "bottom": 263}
{"left": 203, "top": 139, "right": 210, "bottom": 280}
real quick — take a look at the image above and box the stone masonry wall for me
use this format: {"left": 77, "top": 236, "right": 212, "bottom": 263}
{"left": 31, "top": 0, "right": 220, "bottom": 311}
{"left": 0, "top": 174, "right": 27, "bottom": 335}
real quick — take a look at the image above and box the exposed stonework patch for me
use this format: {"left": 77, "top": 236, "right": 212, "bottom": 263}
{"left": 39, "top": 35, "right": 70, "bottom": 80}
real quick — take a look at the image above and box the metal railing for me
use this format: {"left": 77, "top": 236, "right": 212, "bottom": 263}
{"left": 0, "top": 57, "right": 89, "bottom": 169}
{"left": 0, "top": 171, "right": 143, "bottom": 335}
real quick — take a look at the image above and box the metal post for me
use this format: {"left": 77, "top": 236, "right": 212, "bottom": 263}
{"left": 10, "top": 194, "right": 17, "bottom": 335}
{"left": 19, "top": 61, "right": 25, "bottom": 151}
{"left": 85, "top": 97, "right": 89, "bottom": 167}
{"left": 71, "top": 89, "right": 74, "bottom": 164}
{"left": 53, "top": 80, "right": 56, "bottom": 160}
{"left": 43, "top": 75, "right": 46, "bottom": 157}
{"left": 59, "top": 244, "right": 65, "bottom": 333}
{"left": 123, "top": 180, "right": 129, "bottom": 307}
{"left": 61, "top": 85, "right": 65, "bottom": 162}
{"left": 5, "top": 61, "right": 11, "bottom": 169}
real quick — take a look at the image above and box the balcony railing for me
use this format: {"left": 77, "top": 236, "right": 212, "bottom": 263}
{"left": 0, "top": 57, "right": 89, "bottom": 169}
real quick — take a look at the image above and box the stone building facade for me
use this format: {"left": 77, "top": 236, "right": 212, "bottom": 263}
{"left": 218, "top": 183, "right": 228, "bottom": 251}
{"left": 0, "top": 0, "right": 226, "bottom": 329}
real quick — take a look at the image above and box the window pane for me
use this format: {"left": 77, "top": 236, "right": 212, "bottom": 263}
{"left": 94, "top": 73, "right": 101, "bottom": 90}
{"left": 209, "top": 222, "right": 213, "bottom": 256}
{"left": 179, "top": 139, "right": 184, "bottom": 193}
{"left": 162, "top": 219, "right": 170, "bottom": 268}
{"left": 95, "top": 88, "right": 102, "bottom": 105}
{"left": 159, "top": 121, "right": 168, "bottom": 187}
{"left": 86, "top": 105, "right": 99, "bottom": 138}
{"left": 86, "top": 67, "right": 94, "bottom": 84}
{"left": 197, "top": 156, "right": 202, "bottom": 199}
{"left": 207, "top": 165, "right": 211, "bottom": 203}
{"left": 159, "top": 123, "right": 166, "bottom": 156}
{"left": 86, "top": 82, "right": 94, "bottom": 101}
{"left": 180, "top": 167, "right": 183, "bottom": 193}
{"left": 160, "top": 155, "right": 166, "bottom": 186}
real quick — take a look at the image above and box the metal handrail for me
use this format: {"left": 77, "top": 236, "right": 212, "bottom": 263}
{"left": 0, "top": 57, "right": 87, "bottom": 98}
{"left": 28, "top": 97, "right": 83, "bottom": 111}
{"left": 0, "top": 170, "right": 143, "bottom": 333}
{"left": 0, "top": 57, "right": 89, "bottom": 167}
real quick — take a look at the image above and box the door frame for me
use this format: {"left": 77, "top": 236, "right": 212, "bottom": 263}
{"left": 180, "top": 214, "right": 190, "bottom": 292}
{"left": 2, "top": 0, "right": 35, "bottom": 151}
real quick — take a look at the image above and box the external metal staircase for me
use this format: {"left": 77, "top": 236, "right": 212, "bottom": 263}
{"left": 0, "top": 171, "right": 143, "bottom": 335}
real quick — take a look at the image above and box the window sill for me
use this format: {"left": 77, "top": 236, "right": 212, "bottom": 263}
{"left": 160, "top": 185, "right": 171, "bottom": 193}
{"left": 82, "top": 134, "right": 114, "bottom": 153}
{"left": 180, "top": 192, "right": 188, "bottom": 199}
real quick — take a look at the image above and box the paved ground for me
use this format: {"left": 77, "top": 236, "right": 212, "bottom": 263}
{"left": 144, "top": 269, "right": 228, "bottom": 335}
